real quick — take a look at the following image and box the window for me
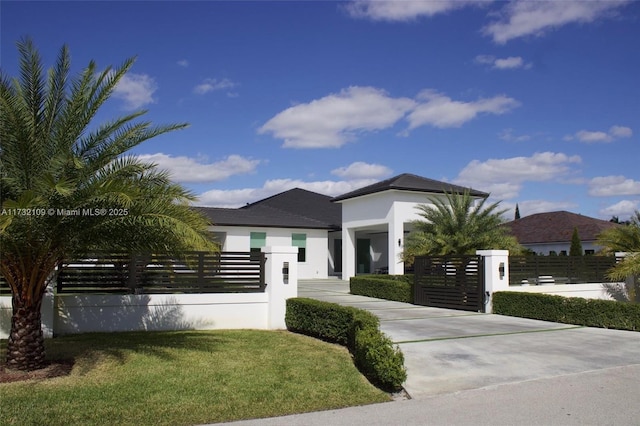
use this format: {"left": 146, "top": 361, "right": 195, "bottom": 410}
{"left": 292, "top": 233, "right": 306, "bottom": 262}
{"left": 250, "top": 232, "right": 266, "bottom": 254}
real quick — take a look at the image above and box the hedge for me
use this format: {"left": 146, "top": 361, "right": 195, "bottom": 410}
{"left": 285, "top": 297, "right": 406, "bottom": 391}
{"left": 350, "top": 275, "right": 414, "bottom": 303}
{"left": 493, "top": 292, "right": 640, "bottom": 331}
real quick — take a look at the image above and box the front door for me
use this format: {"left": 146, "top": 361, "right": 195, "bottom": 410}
{"left": 356, "top": 239, "right": 371, "bottom": 274}
{"left": 334, "top": 239, "right": 342, "bottom": 273}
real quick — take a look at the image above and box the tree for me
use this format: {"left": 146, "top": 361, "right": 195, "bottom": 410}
{"left": 0, "top": 39, "right": 216, "bottom": 371}
{"left": 596, "top": 211, "right": 640, "bottom": 303}
{"left": 569, "top": 227, "right": 583, "bottom": 256}
{"left": 401, "top": 191, "right": 521, "bottom": 265}
{"left": 514, "top": 203, "right": 521, "bottom": 220}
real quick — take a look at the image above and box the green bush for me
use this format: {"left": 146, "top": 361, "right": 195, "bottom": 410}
{"left": 350, "top": 275, "right": 414, "bottom": 303}
{"left": 285, "top": 297, "right": 406, "bottom": 391}
{"left": 353, "top": 328, "right": 407, "bottom": 390}
{"left": 285, "top": 298, "right": 367, "bottom": 345}
{"left": 493, "top": 292, "right": 640, "bottom": 331}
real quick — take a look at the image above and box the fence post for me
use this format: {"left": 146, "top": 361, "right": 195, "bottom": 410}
{"left": 262, "top": 246, "right": 298, "bottom": 329}
{"left": 476, "top": 250, "right": 510, "bottom": 314}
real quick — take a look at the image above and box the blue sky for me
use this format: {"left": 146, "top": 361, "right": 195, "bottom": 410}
{"left": 2, "top": 1, "right": 639, "bottom": 220}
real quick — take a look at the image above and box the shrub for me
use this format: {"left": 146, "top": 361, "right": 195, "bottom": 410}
{"left": 285, "top": 297, "right": 406, "bottom": 391}
{"left": 353, "top": 328, "right": 407, "bottom": 391}
{"left": 350, "top": 275, "right": 413, "bottom": 303}
{"left": 285, "top": 298, "right": 373, "bottom": 345}
{"left": 493, "top": 292, "right": 640, "bottom": 331}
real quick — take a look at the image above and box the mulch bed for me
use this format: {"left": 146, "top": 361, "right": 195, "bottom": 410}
{"left": 0, "top": 359, "right": 74, "bottom": 383}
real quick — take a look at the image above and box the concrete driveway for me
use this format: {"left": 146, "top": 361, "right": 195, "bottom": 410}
{"left": 299, "top": 279, "right": 640, "bottom": 399}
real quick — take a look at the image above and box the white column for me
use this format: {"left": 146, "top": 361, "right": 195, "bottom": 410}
{"left": 476, "top": 250, "right": 510, "bottom": 314}
{"left": 262, "top": 246, "right": 298, "bottom": 329}
{"left": 342, "top": 227, "right": 356, "bottom": 280}
{"left": 387, "top": 217, "right": 404, "bottom": 275}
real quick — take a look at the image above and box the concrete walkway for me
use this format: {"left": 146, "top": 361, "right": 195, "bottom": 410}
{"left": 216, "top": 279, "right": 640, "bottom": 425}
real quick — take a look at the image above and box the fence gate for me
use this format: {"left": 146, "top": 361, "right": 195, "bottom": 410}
{"left": 413, "top": 255, "right": 485, "bottom": 312}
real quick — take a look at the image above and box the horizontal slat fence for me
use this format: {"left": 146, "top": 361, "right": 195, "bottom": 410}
{"left": 414, "top": 255, "right": 485, "bottom": 312}
{"left": 1, "top": 252, "right": 266, "bottom": 294}
{"left": 508, "top": 256, "right": 618, "bottom": 285}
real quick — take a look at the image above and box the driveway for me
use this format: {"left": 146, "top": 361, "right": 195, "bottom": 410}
{"left": 299, "top": 279, "right": 640, "bottom": 399}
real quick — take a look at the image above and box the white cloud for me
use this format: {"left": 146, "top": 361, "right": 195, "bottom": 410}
{"left": 113, "top": 73, "right": 157, "bottom": 110}
{"left": 493, "top": 57, "right": 524, "bottom": 69}
{"left": 483, "top": 0, "right": 630, "bottom": 44}
{"left": 499, "top": 128, "right": 531, "bottom": 142}
{"left": 259, "top": 86, "right": 416, "bottom": 149}
{"left": 197, "top": 177, "right": 379, "bottom": 208}
{"left": 576, "top": 130, "right": 613, "bottom": 143}
{"left": 589, "top": 176, "right": 640, "bottom": 197}
{"left": 567, "top": 125, "right": 633, "bottom": 143}
{"left": 475, "top": 55, "right": 531, "bottom": 70}
{"left": 193, "top": 78, "right": 237, "bottom": 95}
{"left": 609, "top": 125, "right": 633, "bottom": 138}
{"left": 454, "top": 152, "right": 582, "bottom": 199}
{"left": 331, "top": 162, "right": 393, "bottom": 180}
{"left": 177, "top": 59, "right": 189, "bottom": 67}
{"left": 600, "top": 200, "right": 639, "bottom": 220}
{"left": 406, "top": 90, "right": 520, "bottom": 130}
{"left": 260, "top": 87, "right": 520, "bottom": 148}
{"left": 345, "top": 0, "right": 489, "bottom": 21}
{"left": 137, "top": 153, "right": 261, "bottom": 183}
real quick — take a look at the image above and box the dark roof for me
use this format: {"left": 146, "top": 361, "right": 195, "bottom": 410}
{"left": 504, "top": 211, "right": 620, "bottom": 244}
{"left": 194, "top": 188, "right": 341, "bottom": 230}
{"left": 331, "top": 173, "right": 489, "bottom": 202}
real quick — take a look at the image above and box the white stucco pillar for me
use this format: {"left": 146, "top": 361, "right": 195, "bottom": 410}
{"left": 387, "top": 217, "right": 404, "bottom": 275}
{"left": 342, "top": 227, "right": 356, "bottom": 280}
{"left": 476, "top": 250, "right": 509, "bottom": 314}
{"left": 263, "top": 246, "right": 298, "bottom": 329}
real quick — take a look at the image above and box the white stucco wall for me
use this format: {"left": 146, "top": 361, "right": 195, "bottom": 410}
{"left": 210, "top": 226, "right": 329, "bottom": 279}
{"left": 505, "top": 283, "right": 618, "bottom": 300}
{"left": 0, "top": 246, "right": 299, "bottom": 337}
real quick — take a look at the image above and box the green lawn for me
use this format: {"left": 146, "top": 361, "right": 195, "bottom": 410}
{"left": 0, "top": 330, "right": 390, "bottom": 425}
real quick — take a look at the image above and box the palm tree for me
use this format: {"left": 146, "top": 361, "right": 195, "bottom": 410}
{"left": 401, "top": 191, "right": 521, "bottom": 265}
{"left": 596, "top": 211, "right": 640, "bottom": 302}
{"left": 0, "top": 39, "right": 216, "bottom": 371}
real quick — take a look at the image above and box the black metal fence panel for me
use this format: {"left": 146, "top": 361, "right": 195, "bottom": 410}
{"left": 508, "top": 256, "right": 618, "bottom": 285}
{"left": 414, "top": 255, "right": 485, "bottom": 312}
{"left": 0, "top": 252, "right": 266, "bottom": 295}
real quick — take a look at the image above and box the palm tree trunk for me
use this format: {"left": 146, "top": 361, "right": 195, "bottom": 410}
{"left": 5, "top": 295, "right": 46, "bottom": 371}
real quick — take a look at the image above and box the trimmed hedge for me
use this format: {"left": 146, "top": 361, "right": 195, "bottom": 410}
{"left": 286, "top": 298, "right": 406, "bottom": 391}
{"left": 493, "top": 292, "right": 640, "bottom": 331}
{"left": 350, "top": 275, "right": 414, "bottom": 303}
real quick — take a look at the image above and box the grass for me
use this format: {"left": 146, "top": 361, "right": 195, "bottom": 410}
{"left": 0, "top": 330, "right": 390, "bottom": 425}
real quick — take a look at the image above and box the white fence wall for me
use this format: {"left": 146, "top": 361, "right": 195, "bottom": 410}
{"left": 504, "top": 283, "right": 618, "bottom": 300}
{"left": 0, "top": 247, "right": 298, "bottom": 338}
{"left": 480, "top": 250, "right": 625, "bottom": 313}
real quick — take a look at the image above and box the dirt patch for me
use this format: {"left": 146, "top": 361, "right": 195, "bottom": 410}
{"left": 0, "top": 359, "right": 74, "bottom": 383}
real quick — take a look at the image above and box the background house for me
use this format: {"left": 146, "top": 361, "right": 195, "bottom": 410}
{"left": 196, "top": 174, "right": 488, "bottom": 280}
{"left": 504, "top": 211, "right": 620, "bottom": 255}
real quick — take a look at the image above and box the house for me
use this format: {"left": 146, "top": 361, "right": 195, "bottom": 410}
{"left": 196, "top": 173, "right": 488, "bottom": 280}
{"left": 504, "top": 211, "right": 620, "bottom": 255}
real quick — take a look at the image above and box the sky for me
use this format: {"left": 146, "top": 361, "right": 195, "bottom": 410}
{"left": 1, "top": 0, "right": 639, "bottom": 221}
